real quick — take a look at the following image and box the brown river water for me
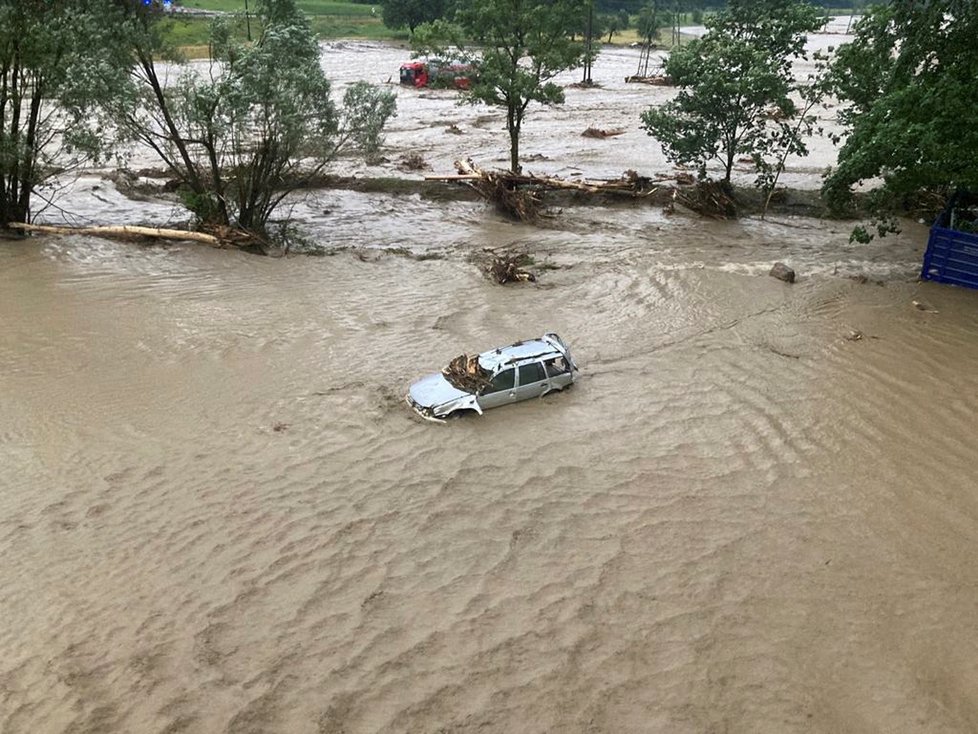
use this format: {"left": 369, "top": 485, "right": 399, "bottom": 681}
{"left": 4, "top": 34, "right": 978, "bottom": 734}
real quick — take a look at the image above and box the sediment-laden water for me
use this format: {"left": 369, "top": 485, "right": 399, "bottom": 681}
{"left": 3, "top": 29, "right": 978, "bottom": 734}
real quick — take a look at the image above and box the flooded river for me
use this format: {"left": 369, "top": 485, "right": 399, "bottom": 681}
{"left": 4, "top": 36, "right": 978, "bottom": 734}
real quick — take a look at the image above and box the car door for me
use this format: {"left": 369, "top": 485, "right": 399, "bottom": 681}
{"left": 543, "top": 357, "right": 573, "bottom": 389}
{"left": 515, "top": 361, "right": 550, "bottom": 402}
{"left": 476, "top": 367, "right": 517, "bottom": 410}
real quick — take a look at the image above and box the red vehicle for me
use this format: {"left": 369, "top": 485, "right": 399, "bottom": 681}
{"left": 399, "top": 62, "right": 429, "bottom": 88}
{"left": 399, "top": 61, "right": 473, "bottom": 90}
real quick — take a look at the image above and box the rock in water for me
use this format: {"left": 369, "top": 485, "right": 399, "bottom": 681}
{"left": 770, "top": 262, "right": 796, "bottom": 283}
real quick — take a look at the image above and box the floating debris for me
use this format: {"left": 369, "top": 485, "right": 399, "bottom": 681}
{"left": 581, "top": 127, "right": 626, "bottom": 139}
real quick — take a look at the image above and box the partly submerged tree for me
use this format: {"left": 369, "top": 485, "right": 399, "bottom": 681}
{"left": 111, "top": 0, "right": 396, "bottom": 234}
{"left": 0, "top": 0, "right": 128, "bottom": 227}
{"left": 640, "top": 0, "right": 824, "bottom": 185}
{"left": 414, "top": 0, "right": 587, "bottom": 173}
{"left": 823, "top": 1, "right": 978, "bottom": 221}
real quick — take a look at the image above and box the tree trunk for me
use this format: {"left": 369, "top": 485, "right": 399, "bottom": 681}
{"left": 508, "top": 105, "right": 521, "bottom": 174}
{"left": 724, "top": 146, "right": 735, "bottom": 183}
{"left": 583, "top": 1, "right": 594, "bottom": 84}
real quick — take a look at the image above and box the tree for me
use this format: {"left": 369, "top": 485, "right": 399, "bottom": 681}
{"left": 0, "top": 0, "right": 128, "bottom": 227}
{"left": 617, "top": 8, "right": 631, "bottom": 31}
{"left": 640, "top": 0, "right": 824, "bottom": 184}
{"left": 414, "top": 0, "right": 587, "bottom": 174}
{"left": 111, "top": 0, "right": 396, "bottom": 235}
{"left": 382, "top": 0, "right": 450, "bottom": 34}
{"left": 581, "top": 0, "right": 602, "bottom": 85}
{"left": 604, "top": 13, "right": 622, "bottom": 43}
{"left": 823, "top": 1, "right": 978, "bottom": 218}
{"left": 636, "top": 2, "right": 664, "bottom": 45}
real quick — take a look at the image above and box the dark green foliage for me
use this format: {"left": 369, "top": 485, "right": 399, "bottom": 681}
{"left": 823, "top": 1, "right": 978, "bottom": 219}
{"left": 0, "top": 0, "right": 128, "bottom": 225}
{"left": 640, "top": 0, "right": 824, "bottom": 184}
{"left": 381, "top": 0, "right": 449, "bottom": 32}
{"left": 636, "top": 3, "right": 664, "bottom": 41}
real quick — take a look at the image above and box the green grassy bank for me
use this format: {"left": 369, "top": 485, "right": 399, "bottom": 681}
{"left": 169, "top": 0, "right": 405, "bottom": 48}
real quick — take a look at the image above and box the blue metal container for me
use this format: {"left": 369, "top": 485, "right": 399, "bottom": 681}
{"left": 920, "top": 196, "right": 978, "bottom": 289}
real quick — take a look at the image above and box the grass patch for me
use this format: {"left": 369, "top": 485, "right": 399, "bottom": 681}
{"left": 171, "top": 0, "right": 399, "bottom": 44}
{"left": 183, "top": 0, "right": 377, "bottom": 13}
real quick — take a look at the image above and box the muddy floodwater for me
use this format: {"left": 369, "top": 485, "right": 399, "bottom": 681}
{"left": 4, "top": 35, "right": 978, "bottom": 734}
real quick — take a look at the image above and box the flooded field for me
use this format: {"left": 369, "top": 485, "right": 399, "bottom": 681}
{"left": 4, "top": 32, "right": 978, "bottom": 734}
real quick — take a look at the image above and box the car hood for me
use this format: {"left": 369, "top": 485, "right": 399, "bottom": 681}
{"left": 409, "top": 372, "right": 472, "bottom": 408}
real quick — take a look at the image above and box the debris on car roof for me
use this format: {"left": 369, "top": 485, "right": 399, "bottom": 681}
{"left": 442, "top": 354, "right": 492, "bottom": 393}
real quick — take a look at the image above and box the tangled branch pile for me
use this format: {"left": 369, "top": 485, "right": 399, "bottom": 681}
{"left": 674, "top": 180, "right": 737, "bottom": 218}
{"left": 484, "top": 255, "right": 537, "bottom": 284}
{"left": 449, "top": 159, "right": 543, "bottom": 221}
{"left": 427, "top": 160, "right": 738, "bottom": 221}
{"left": 429, "top": 160, "right": 662, "bottom": 221}
{"left": 442, "top": 354, "right": 492, "bottom": 393}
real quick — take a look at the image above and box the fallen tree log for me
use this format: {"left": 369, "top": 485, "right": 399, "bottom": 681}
{"left": 6, "top": 222, "right": 274, "bottom": 254}
{"left": 8, "top": 222, "right": 222, "bottom": 246}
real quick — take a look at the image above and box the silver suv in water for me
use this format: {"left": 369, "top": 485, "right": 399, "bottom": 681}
{"left": 407, "top": 333, "right": 577, "bottom": 421}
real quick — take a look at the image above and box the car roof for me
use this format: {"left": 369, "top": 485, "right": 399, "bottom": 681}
{"left": 478, "top": 336, "right": 563, "bottom": 372}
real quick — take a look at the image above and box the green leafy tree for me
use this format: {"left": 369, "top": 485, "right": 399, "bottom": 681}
{"left": 414, "top": 0, "right": 587, "bottom": 174}
{"left": 604, "top": 13, "right": 622, "bottom": 42}
{"left": 636, "top": 2, "right": 662, "bottom": 40}
{"left": 112, "top": 0, "right": 396, "bottom": 234}
{"left": 382, "top": 0, "right": 450, "bottom": 33}
{"left": 0, "top": 0, "right": 128, "bottom": 227}
{"left": 823, "top": 1, "right": 978, "bottom": 219}
{"left": 640, "top": 0, "right": 824, "bottom": 185}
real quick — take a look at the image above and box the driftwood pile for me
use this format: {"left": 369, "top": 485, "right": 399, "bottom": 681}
{"left": 485, "top": 255, "right": 536, "bottom": 284}
{"left": 427, "top": 160, "right": 738, "bottom": 221}
{"left": 674, "top": 180, "right": 737, "bottom": 219}
{"left": 429, "top": 159, "right": 666, "bottom": 221}
{"left": 442, "top": 354, "right": 492, "bottom": 393}
{"left": 441, "top": 159, "right": 544, "bottom": 221}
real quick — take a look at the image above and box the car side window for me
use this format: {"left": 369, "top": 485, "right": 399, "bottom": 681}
{"left": 519, "top": 362, "right": 546, "bottom": 385}
{"left": 483, "top": 368, "right": 515, "bottom": 394}
{"left": 545, "top": 357, "right": 568, "bottom": 376}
